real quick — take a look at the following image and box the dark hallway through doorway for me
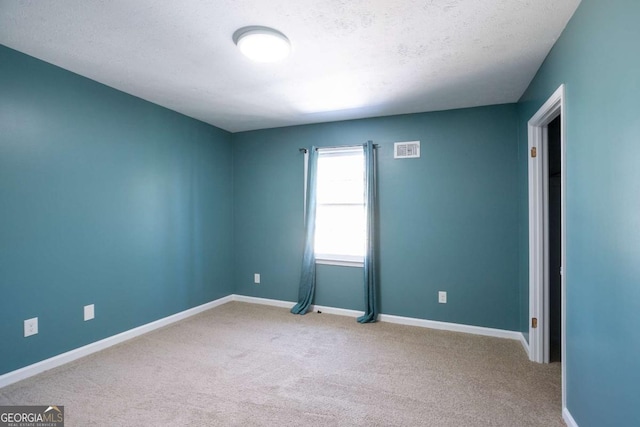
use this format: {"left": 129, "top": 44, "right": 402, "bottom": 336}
{"left": 548, "top": 115, "right": 562, "bottom": 363}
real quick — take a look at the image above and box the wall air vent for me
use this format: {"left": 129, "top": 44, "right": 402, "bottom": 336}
{"left": 394, "top": 141, "right": 420, "bottom": 159}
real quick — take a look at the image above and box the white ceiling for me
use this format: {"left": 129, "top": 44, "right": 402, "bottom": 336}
{"left": 0, "top": 0, "right": 581, "bottom": 133}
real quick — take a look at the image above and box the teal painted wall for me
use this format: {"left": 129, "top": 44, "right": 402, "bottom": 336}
{"left": 233, "top": 105, "right": 521, "bottom": 331}
{"left": 517, "top": 111, "right": 530, "bottom": 344}
{"left": 516, "top": 1, "right": 640, "bottom": 425}
{"left": 0, "top": 46, "right": 234, "bottom": 375}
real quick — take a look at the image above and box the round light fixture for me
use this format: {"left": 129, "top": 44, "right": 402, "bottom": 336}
{"left": 233, "top": 26, "right": 291, "bottom": 63}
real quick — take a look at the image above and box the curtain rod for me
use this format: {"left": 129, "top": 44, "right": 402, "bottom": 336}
{"left": 298, "top": 143, "right": 379, "bottom": 153}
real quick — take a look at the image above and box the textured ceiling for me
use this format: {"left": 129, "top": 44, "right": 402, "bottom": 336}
{"left": 0, "top": 0, "right": 581, "bottom": 132}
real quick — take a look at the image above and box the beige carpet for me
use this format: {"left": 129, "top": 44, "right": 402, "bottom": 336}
{"left": 0, "top": 302, "right": 564, "bottom": 426}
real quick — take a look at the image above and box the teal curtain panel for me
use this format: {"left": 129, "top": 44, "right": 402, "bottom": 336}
{"left": 358, "top": 141, "right": 379, "bottom": 323}
{"left": 291, "top": 148, "right": 318, "bottom": 314}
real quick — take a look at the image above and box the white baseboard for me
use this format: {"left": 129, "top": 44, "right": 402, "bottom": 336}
{"left": 379, "top": 313, "right": 523, "bottom": 341}
{"left": 563, "top": 407, "right": 579, "bottom": 427}
{"left": 0, "top": 295, "right": 234, "bottom": 389}
{"left": 232, "top": 295, "right": 525, "bottom": 342}
{"left": 311, "top": 304, "right": 364, "bottom": 318}
{"left": 233, "top": 294, "right": 295, "bottom": 309}
{"left": 1, "top": 293, "right": 529, "bottom": 389}
{"left": 231, "top": 295, "right": 364, "bottom": 319}
{"left": 519, "top": 333, "right": 530, "bottom": 357}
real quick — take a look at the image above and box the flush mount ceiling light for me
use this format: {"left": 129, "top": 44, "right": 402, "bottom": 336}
{"left": 233, "top": 26, "right": 291, "bottom": 63}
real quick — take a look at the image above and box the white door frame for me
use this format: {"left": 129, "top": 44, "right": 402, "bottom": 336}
{"left": 528, "top": 84, "right": 566, "bottom": 407}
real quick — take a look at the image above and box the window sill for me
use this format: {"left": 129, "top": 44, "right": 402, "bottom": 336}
{"left": 316, "top": 257, "right": 364, "bottom": 268}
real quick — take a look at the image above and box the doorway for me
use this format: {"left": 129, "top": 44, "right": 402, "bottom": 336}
{"left": 547, "top": 116, "right": 561, "bottom": 363}
{"left": 527, "top": 84, "right": 566, "bottom": 407}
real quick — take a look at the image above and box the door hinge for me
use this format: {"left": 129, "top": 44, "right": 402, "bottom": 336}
{"left": 531, "top": 317, "right": 538, "bottom": 328}
{"left": 531, "top": 147, "right": 537, "bottom": 158}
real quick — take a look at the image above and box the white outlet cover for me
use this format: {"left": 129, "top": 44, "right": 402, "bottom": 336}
{"left": 254, "top": 273, "right": 260, "bottom": 284}
{"left": 24, "top": 317, "right": 38, "bottom": 337}
{"left": 438, "top": 291, "right": 447, "bottom": 304}
{"left": 84, "top": 304, "right": 95, "bottom": 321}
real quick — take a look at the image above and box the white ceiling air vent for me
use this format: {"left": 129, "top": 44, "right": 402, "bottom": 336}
{"left": 394, "top": 141, "right": 420, "bottom": 159}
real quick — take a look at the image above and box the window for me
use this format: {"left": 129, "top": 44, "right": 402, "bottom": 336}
{"left": 314, "top": 147, "right": 365, "bottom": 266}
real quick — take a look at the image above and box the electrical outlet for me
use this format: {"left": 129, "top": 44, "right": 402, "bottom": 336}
{"left": 24, "top": 317, "right": 38, "bottom": 337}
{"left": 84, "top": 304, "right": 95, "bottom": 321}
{"left": 438, "top": 291, "right": 447, "bottom": 304}
{"left": 254, "top": 273, "right": 260, "bottom": 284}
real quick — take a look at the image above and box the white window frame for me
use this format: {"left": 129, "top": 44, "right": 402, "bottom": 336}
{"left": 313, "top": 146, "right": 365, "bottom": 268}
{"left": 316, "top": 256, "right": 363, "bottom": 267}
